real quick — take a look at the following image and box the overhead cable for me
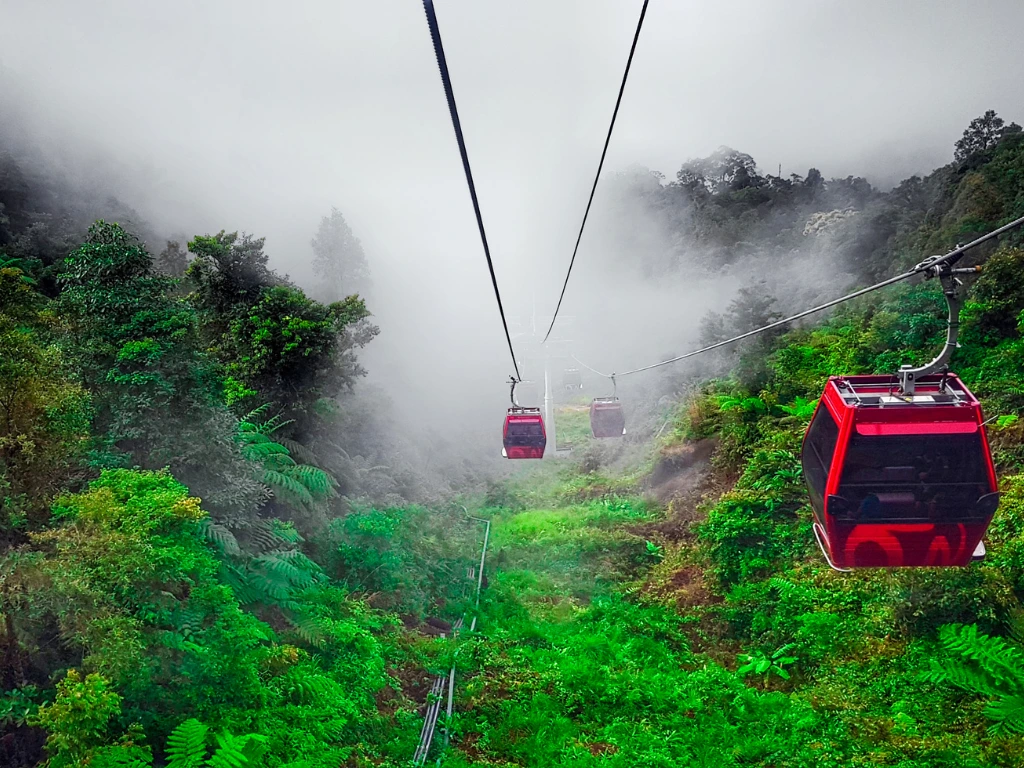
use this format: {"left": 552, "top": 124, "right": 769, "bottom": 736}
{"left": 542, "top": 0, "right": 651, "bottom": 343}
{"left": 422, "top": 0, "right": 521, "bottom": 380}
{"left": 575, "top": 213, "right": 1024, "bottom": 379}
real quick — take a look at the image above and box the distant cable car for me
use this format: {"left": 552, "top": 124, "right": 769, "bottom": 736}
{"left": 590, "top": 397, "right": 626, "bottom": 438}
{"left": 563, "top": 368, "right": 582, "bottom": 391}
{"left": 502, "top": 377, "right": 546, "bottom": 459}
{"left": 801, "top": 266, "right": 998, "bottom": 569}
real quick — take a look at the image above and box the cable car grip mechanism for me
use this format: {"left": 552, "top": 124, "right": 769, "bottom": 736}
{"left": 897, "top": 257, "right": 982, "bottom": 395}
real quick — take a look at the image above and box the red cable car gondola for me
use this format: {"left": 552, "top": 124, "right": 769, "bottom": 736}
{"left": 802, "top": 265, "right": 999, "bottom": 569}
{"left": 502, "top": 378, "right": 546, "bottom": 459}
{"left": 503, "top": 408, "right": 546, "bottom": 459}
{"left": 590, "top": 397, "right": 625, "bottom": 438}
{"left": 802, "top": 374, "right": 998, "bottom": 569}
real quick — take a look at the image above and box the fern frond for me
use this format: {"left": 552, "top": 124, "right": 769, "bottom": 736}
{"left": 286, "top": 612, "right": 327, "bottom": 649}
{"left": 1008, "top": 611, "right": 1024, "bottom": 646}
{"left": 247, "top": 521, "right": 290, "bottom": 552}
{"left": 206, "top": 731, "right": 249, "bottom": 768}
{"left": 253, "top": 553, "right": 317, "bottom": 589}
{"left": 200, "top": 520, "right": 241, "bottom": 557}
{"left": 278, "top": 668, "right": 344, "bottom": 706}
{"left": 985, "top": 695, "right": 1024, "bottom": 735}
{"left": 239, "top": 440, "right": 289, "bottom": 457}
{"left": 246, "top": 571, "right": 293, "bottom": 603}
{"left": 166, "top": 718, "right": 209, "bottom": 768}
{"left": 240, "top": 403, "right": 273, "bottom": 426}
{"left": 278, "top": 437, "right": 321, "bottom": 466}
{"left": 292, "top": 464, "right": 337, "bottom": 495}
{"left": 264, "top": 470, "right": 314, "bottom": 506}
{"left": 941, "top": 624, "right": 1024, "bottom": 690}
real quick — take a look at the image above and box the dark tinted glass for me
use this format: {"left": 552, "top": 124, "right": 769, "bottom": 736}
{"left": 507, "top": 421, "right": 544, "bottom": 444}
{"left": 801, "top": 408, "right": 840, "bottom": 510}
{"left": 836, "top": 432, "right": 990, "bottom": 521}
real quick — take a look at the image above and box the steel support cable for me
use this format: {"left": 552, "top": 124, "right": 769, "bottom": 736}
{"left": 571, "top": 353, "right": 612, "bottom": 379}
{"left": 542, "top": 0, "right": 651, "bottom": 343}
{"left": 572, "top": 213, "right": 1024, "bottom": 379}
{"left": 422, "top": 0, "right": 521, "bottom": 380}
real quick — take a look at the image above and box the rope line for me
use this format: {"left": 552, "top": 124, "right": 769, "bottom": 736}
{"left": 542, "top": 0, "right": 650, "bottom": 343}
{"left": 573, "top": 214, "right": 1024, "bottom": 379}
{"left": 422, "top": 0, "right": 521, "bottom": 380}
{"left": 571, "top": 353, "right": 612, "bottom": 379}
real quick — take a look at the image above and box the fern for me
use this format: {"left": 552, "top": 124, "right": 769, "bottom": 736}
{"left": 930, "top": 623, "right": 1024, "bottom": 734}
{"left": 778, "top": 396, "right": 819, "bottom": 419}
{"left": 200, "top": 520, "right": 241, "bottom": 557}
{"left": 287, "top": 612, "right": 327, "bottom": 649}
{"left": 263, "top": 470, "right": 314, "bottom": 506}
{"left": 164, "top": 719, "right": 265, "bottom": 768}
{"left": 206, "top": 732, "right": 249, "bottom": 768}
{"left": 166, "top": 718, "right": 209, "bottom": 768}
{"left": 278, "top": 667, "right": 343, "bottom": 706}
{"left": 235, "top": 405, "right": 337, "bottom": 511}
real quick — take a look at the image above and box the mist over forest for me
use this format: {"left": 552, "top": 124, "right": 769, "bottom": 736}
{"left": 4, "top": 2, "right": 1024, "bottom": 766}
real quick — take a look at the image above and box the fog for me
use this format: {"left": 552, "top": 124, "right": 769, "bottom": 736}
{"left": 3, "top": 0, "right": 1023, "bottom": 467}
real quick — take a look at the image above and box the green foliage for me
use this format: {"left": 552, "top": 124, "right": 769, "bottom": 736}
{"left": 777, "top": 396, "right": 818, "bottom": 420}
{"left": 32, "top": 670, "right": 124, "bottom": 768}
{"left": 697, "top": 491, "right": 808, "bottom": 588}
{"left": 737, "top": 643, "right": 798, "bottom": 681}
{"left": 9, "top": 100, "right": 1024, "bottom": 768}
{"left": 0, "top": 265, "right": 90, "bottom": 527}
{"left": 929, "top": 623, "right": 1024, "bottom": 735}
{"left": 187, "top": 231, "right": 378, "bottom": 421}
{"left": 165, "top": 718, "right": 266, "bottom": 768}
{"left": 236, "top": 406, "right": 337, "bottom": 517}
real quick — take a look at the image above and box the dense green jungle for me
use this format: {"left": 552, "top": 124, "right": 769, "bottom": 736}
{"left": 3, "top": 109, "right": 1024, "bottom": 768}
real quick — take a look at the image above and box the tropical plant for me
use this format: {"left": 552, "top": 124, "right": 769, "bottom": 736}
{"left": 737, "top": 644, "right": 798, "bottom": 682}
{"left": 164, "top": 718, "right": 266, "bottom": 768}
{"left": 777, "top": 396, "right": 818, "bottom": 420}
{"left": 927, "top": 621, "right": 1024, "bottom": 734}
{"left": 236, "top": 405, "right": 337, "bottom": 512}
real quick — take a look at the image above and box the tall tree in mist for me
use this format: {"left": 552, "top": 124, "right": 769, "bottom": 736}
{"left": 954, "top": 109, "right": 1022, "bottom": 163}
{"left": 187, "top": 231, "right": 282, "bottom": 314}
{"left": 311, "top": 207, "right": 370, "bottom": 302}
{"left": 155, "top": 239, "right": 188, "bottom": 276}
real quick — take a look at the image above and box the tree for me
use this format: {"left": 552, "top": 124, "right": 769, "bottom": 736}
{"left": 676, "top": 147, "right": 763, "bottom": 196}
{"left": 155, "top": 240, "right": 188, "bottom": 277}
{"left": 217, "top": 285, "right": 378, "bottom": 420}
{"left": 58, "top": 222, "right": 217, "bottom": 466}
{"left": 57, "top": 222, "right": 265, "bottom": 521}
{"left": 0, "top": 265, "right": 89, "bottom": 531}
{"left": 187, "top": 231, "right": 282, "bottom": 316}
{"left": 954, "top": 109, "right": 1022, "bottom": 163}
{"left": 310, "top": 207, "right": 370, "bottom": 302}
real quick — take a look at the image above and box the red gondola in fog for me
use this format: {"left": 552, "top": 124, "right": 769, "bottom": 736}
{"left": 590, "top": 397, "right": 626, "bottom": 438}
{"left": 802, "top": 373, "right": 999, "bottom": 569}
{"left": 503, "top": 407, "right": 546, "bottom": 459}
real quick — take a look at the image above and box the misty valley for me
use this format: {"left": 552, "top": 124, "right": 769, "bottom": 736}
{"left": 4, "top": 2, "right": 1024, "bottom": 767}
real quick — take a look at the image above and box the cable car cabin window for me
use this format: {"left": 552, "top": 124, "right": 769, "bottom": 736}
{"left": 802, "top": 408, "right": 839, "bottom": 510}
{"left": 836, "top": 432, "right": 990, "bottom": 522}
{"left": 506, "top": 421, "right": 544, "bottom": 446}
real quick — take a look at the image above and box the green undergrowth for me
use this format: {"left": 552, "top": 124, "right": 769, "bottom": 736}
{"left": 555, "top": 405, "right": 592, "bottom": 451}
{"left": 445, "top": 493, "right": 861, "bottom": 767}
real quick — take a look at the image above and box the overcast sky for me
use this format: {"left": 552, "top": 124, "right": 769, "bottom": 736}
{"left": 2, "top": 0, "right": 1022, "bottom": 431}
